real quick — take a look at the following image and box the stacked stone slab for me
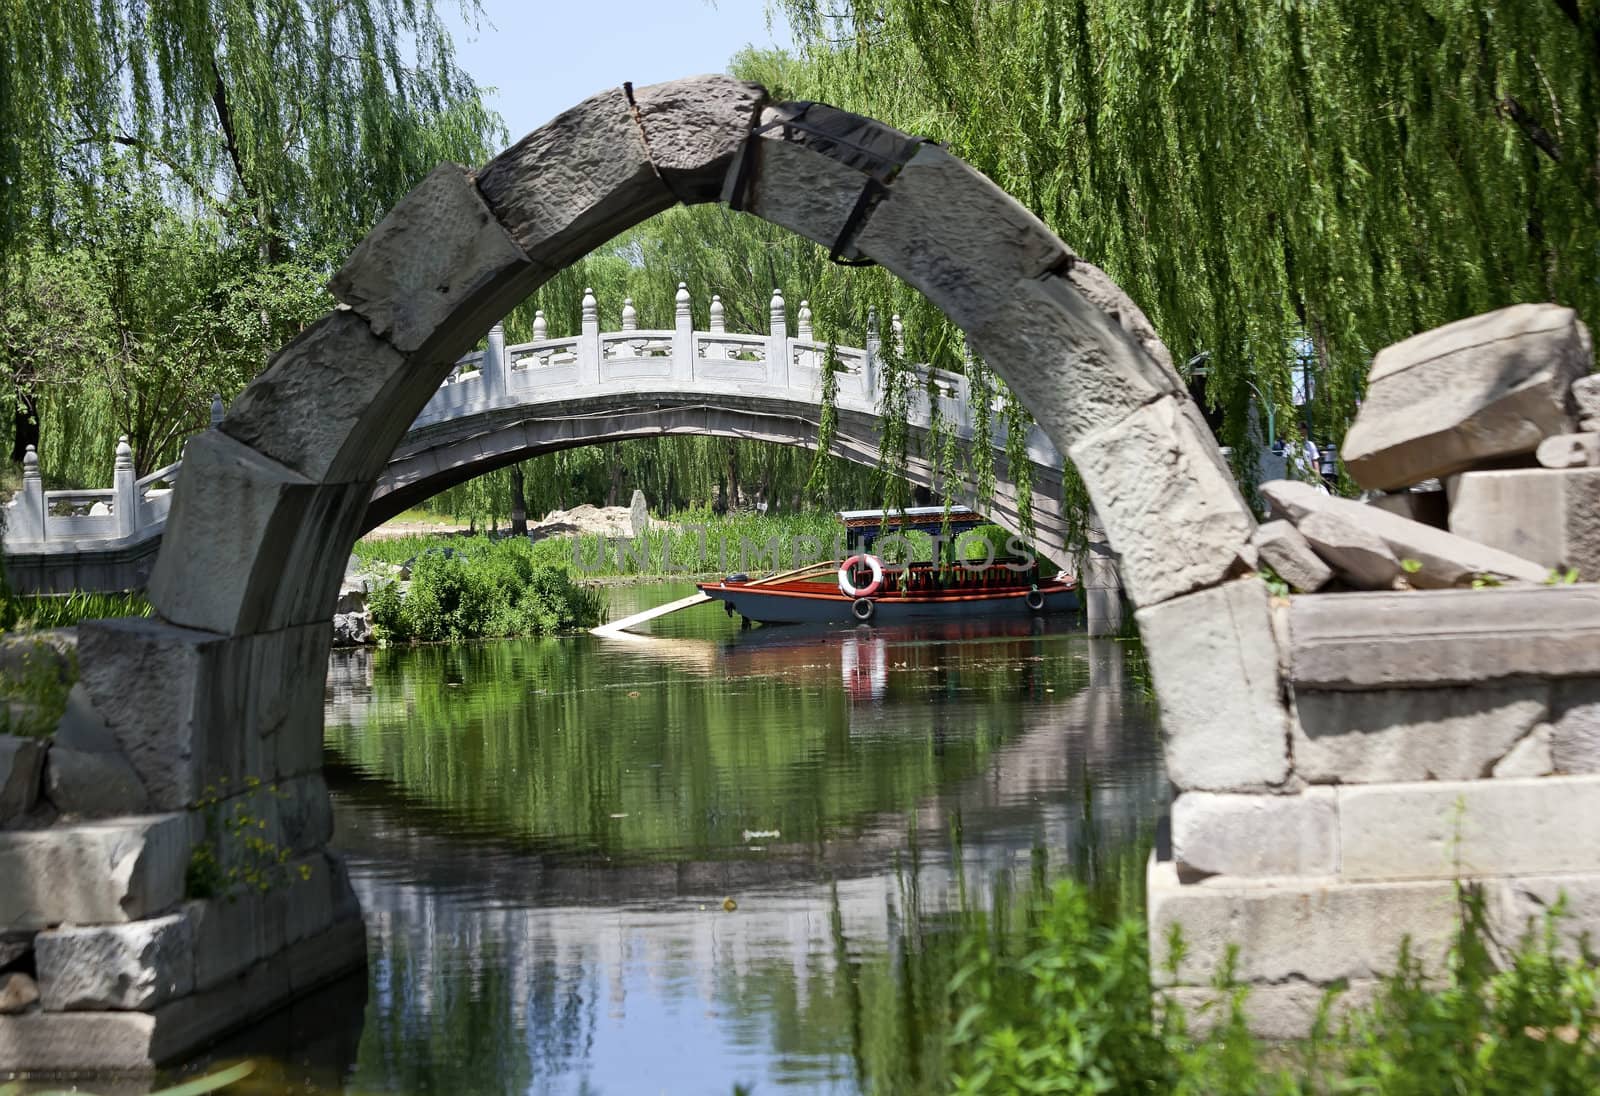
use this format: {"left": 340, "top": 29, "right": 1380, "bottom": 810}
{"left": 1149, "top": 303, "right": 1600, "bottom": 1036}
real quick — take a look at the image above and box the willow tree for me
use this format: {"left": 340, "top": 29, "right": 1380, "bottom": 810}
{"left": 1, "top": 0, "right": 502, "bottom": 477}
{"left": 773, "top": 0, "right": 1600, "bottom": 474}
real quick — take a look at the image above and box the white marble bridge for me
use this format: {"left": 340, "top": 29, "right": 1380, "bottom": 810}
{"left": 3, "top": 284, "right": 1072, "bottom": 594}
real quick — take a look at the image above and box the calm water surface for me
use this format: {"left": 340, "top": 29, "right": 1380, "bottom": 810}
{"left": 186, "top": 582, "right": 1167, "bottom": 1094}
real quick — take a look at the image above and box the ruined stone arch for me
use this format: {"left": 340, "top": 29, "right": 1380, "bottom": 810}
{"left": 76, "top": 73, "right": 1267, "bottom": 888}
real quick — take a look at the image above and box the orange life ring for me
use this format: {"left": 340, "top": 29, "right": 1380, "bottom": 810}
{"left": 838, "top": 554, "right": 885, "bottom": 598}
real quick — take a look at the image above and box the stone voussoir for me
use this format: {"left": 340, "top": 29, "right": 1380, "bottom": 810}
{"left": 1338, "top": 773, "right": 1600, "bottom": 882}
{"left": 630, "top": 75, "right": 767, "bottom": 201}
{"left": 1135, "top": 578, "right": 1289, "bottom": 791}
{"left": 1341, "top": 303, "right": 1592, "bottom": 490}
{"left": 1172, "top": 787, "right": 1339, "bottom": 878}
{"left": 0, "top": 813, "right": 189, "bottom": 930}
{"left": 1074, "top": 397, "right": 1256, "bottom": 608}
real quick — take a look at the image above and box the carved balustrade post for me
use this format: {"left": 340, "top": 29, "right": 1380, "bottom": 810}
{"left": 113, "top": 436, "right": 137, "bottom": 539}
{"left": 768, "top": 289, "right": 789, "bottom": 389}
{"left": 671, "top": 282, "right": 693, "bottom": 384}
{"left": 578, "top": 287, "right": 601, "bottom": 387}
{"left": 863, "top": 308, "right": 880, "bottom": 397}
{"left": 16, "top": 445, "right": 45, "bottom": 542}
{"left": 484, "top": 322, "right": 507, "bottom": 402}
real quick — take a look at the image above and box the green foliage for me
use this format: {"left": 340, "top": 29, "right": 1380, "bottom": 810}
{"left": 6, "top": 590, "right": 151, "bottom": 631}
{"left": 0, "top": 635, "right": 76, "bottom": 737}
{"left": 186, "top": 777, "right": 309, "bottom": 899}
{"left": 367, "top": 539, "right": 606, "bottom": 644}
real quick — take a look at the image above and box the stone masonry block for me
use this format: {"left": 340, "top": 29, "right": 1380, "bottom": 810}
{"left": 148, "top": 428, "right": 369, "bottom": 635}
{"left": 219, "top": 311, "right": 411, "bottom": 485}
{"left": 36, "top": 912, "right": 194, "bottom": 1011}
{"left": 854, "top": 143, "right": 1073, "bottom": 332}
{"left": 1288, "top": 585, "right": 1600, "bottom": 689}
{"left": 1342, "top": 303, "right": 1592, "bottom": 490}
{"left": 1338, "top": 774, "right": 1600, "bottom": 882}
{"left": 76, "top": 618, "right": 329, "bottom": 809}
{"left": 1292, "top": 684, "right": 1547, "bottom": 784}
{"left": 330, "top": 163, "right": 536, "bottom": 360}
{"left": 1136, "top": 579, "right": 1290, "bottom": 791}
{"left": 1570, "top": 373, "right": 1600, "bottom": 418}
{"left": 1492, "top": 723, "right": 1554, "bottom": 778}
{"left": 1163, "top": 979, "right": 1380, "bottom": 1041}
{"left": 967, "top": 273, "right": 1187, "bottom": 456}
{"left": 0, "top": 813, "right": 189, "bottom": 930}
{"left": 1148, "top": 857, "right": 1460, "bottom": 987}
{"left": 631, "top": 75, "right": 767, "bottom": 201}
{"left": 1251, "top": 519, "right": 1331, "bottom": 592}
{"left": 1493, "top": 871, "right": 1600, "bottom": 961}
{"left": 1536, "top": 432, "right": 1600, "bottom": 469}
{"left": 1447, "top": 467, "right": 1600, "bottom": 579}
{"left": 0, "top": 735, "right": 44, "bottom": 825}
{"left": 1172, "top": 787, "right": 1338, "bottom": 878}
{"left": 477, "top": 85, "right": 675, "bottom": 272}
{"left": 1552, "top": 679, "right": 1600, "bottom": 774}
{"left": 1263, "top": 478, "right": 1547, "bottom": 588}
{"left": 740, "top": 115, "right": 878, "bottom": 253}
{"left": 1296, "top": 509, "right": 1401, "bottom": 590}
{"left": 1079, "top": 397, "right": 1256, "bottom": 608}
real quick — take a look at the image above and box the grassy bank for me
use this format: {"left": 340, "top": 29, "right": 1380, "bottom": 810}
{"left": 1, "top": 590, "right": 151, "bottom": 633}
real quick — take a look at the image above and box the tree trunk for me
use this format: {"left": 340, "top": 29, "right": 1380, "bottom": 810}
{"left": 509, "top": 464, "right": 528, "bottom": 536}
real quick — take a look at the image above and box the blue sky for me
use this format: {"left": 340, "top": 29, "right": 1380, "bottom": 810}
{"left": 443, "top": 1, "right": 793, "bottom": 142}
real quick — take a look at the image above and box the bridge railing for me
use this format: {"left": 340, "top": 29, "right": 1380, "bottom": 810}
{"left": 6, "top": 282, "right": 1062, "bottom": 554}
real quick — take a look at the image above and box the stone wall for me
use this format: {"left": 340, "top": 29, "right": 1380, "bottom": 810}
{"left": 1148, "top": 305, "right": 1600, "bottom": 1035}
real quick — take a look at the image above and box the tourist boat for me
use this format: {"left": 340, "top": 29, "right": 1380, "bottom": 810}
{"left": 696, "top": 506, "right": 1079, "bottom": 626}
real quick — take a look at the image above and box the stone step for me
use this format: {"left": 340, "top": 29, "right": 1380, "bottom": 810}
{"left": 0, "top": 813, "right": 189, "bottom": 930}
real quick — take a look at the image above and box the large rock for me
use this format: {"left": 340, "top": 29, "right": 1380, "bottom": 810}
{"left": 1172, "top": 788, "right": 1338, "bottom": 878}
{"left": 1287, "top": 585, "right": 1600, "bottom": 689}
{"left": 1250, "top": 520, "right": 1331, "bottom": 592}
{"left": 1135, "top": 579, "right": 1289, "bottom": 791}
{"left": 0, "top": 814, "right": 189, "bottom": 929}
{"left": 45, "top": 744, "right": 150, "bottom": 817}
{"left": 1341, "top": 304, "right": 1593, "bottom": 490}
{"left": 35, "top": 912, "right": 194, "bottom": 1011}
{"left": 1296, "top": 509, "right": 1400, "bottom": 589}
{"left": 1262, "top": 478, "right": 1546, "bottom": 587}
{"left": 0, "top": 736, "right": 44, "bottom": 825}
{"left": 0, "top": 973, "right": 38, "bottom": 1014}
{"left": 1338, "top": 774, "right": 1600, "bottom": 882}
{"left": 1292, "top": 684, "right": 1546, "bottom": 783}
{"left": 1446, "top": 467, "right": 1600, "bottom": 579}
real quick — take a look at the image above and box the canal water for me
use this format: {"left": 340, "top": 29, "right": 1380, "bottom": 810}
{"left": 188, "top": 581, "right": 1168, "bottom": 1094}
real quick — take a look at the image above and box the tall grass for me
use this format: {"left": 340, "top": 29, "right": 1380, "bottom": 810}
{"left": 4, "top": 590, "right": 152, "bottom": 632}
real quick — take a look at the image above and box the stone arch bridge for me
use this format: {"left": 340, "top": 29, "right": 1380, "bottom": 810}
{"left": 4, "top": 286, "right": 1070, "bottom": 594}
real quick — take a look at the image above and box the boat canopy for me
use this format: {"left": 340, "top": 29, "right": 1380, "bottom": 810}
{"left": 837, "top": 506, "right": 986, "bottom": 540}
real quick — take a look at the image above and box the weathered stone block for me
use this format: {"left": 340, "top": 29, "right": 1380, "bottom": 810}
{"left": 631, "top": 75, "right": 767, "bottom": 201}
{"left": 1263, "top": 478, "right": 1547, "bottom": 587}
{"left": 0, "top": 972, "right": 38, "bottom": 1014}
{"left": 1338, "top": 775, "right": 1600, "bottom": 882}
{"left": 1292, "top": 683, "right": 1546, "bottom": 783}
{"left": 1251, "top": 519, "right": 1332, "bottom": 592}
{"left": 0, "top": 813, "right": 188, "bottom": 929}
{"left": 1297, "top": 509, "right": 1401, "bottom": 589}
{"left": 187, "top": 894, "right": 285, "bottom": 992}
{"left": 1136, "top": 580, "right": 1289, "bottom": 791}
{"left": 1551, "top": 679, "right": 1600, "bottom": 774}
{"left": 0, "top": 735, "right": 44, "bottom": 825}
{"left": 1148, "top": 857, "right": 1460, "bottom": 986}
{"left": 0, "top": 1011, "right": 157, "bottom": 1072}
{"left": 1447, "top": 467, "right": 1600, "bottom": 579}
{"left": 1493, "top": 871, "right": 1600, "bottom": 961}
{"left": 1536, "top": 432, "right": 1600, "bottom": 469}
{"left": 45, "top": 743, "right": 150, "bottom": 817}
{"left": 1075, "top": 398, "right": 1256, "bottom": 607}
{"left": 75, "top": 618, "right": 329, "bottom": 809}
{"left": 330, "top": 164, "right": 535, "bottom": 364}
{"left": 36, "top": 912, "right": 194, "bottom": 1011}
{"left": 1573, "top": 374, "right": 1600, "bottom": 420}
{"left": 1172, "top": 787, "right": 1338, "bottom": 878}
{"left": 1288, "top": 585, "right": 1600, "bottom": 689}
{"left": 147, "top": 428, "right": 370, "bottom": 635}
{"left": 739, "top": 119, "right": 868, "bottom": 252}
{"left": 477, "top": 85, "right": 674, "bottom": 272}
{"left": 854, "top": 143, "right": 1072, "bottom": 333}
{"left": 1342, "top": 303, "right": 1592, "bottom": 490}
{"left": 967, "top": 273, "right": 1187, "bottom": 457}
{"left": 1492, "top": 723, "right": 1554, "bottom": 778}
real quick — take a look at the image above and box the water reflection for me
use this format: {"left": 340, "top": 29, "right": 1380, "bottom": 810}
{"left": 184, "top": 585, "right": 1166, "bottom": 1094}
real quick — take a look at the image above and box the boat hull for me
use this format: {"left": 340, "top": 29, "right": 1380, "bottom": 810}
{"left": 697, "top": 581, "right": 1080, "bottom": 626}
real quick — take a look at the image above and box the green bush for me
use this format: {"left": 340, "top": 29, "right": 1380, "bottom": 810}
{"left": 368, "top": 538, "right": 605, "bottom": 644}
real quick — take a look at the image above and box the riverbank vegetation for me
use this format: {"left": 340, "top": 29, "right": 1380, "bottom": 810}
{"left": 365, "top": 538, "right": 605, "bottom": 644}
